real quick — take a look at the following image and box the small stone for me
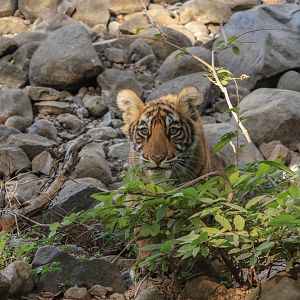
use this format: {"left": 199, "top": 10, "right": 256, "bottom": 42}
{"left": 259, "top": 141, "right": 282, "bottom": 160}
{"left": 0, "top": 125, "right": 20, "bottom": 144}
{"left": 135, "top": 288, "right": 165, "bottom": 300}
{"left": 57, "top": 113, "right": 84, "bottom": 131}
{"left": 0, "top": 0, "right": 17, "bottom": 17}
{"left": 0, "top": 17, "right": 29, "bottom": 35}
{"left": 89, "top": 285, "right": 107, "bottom": 297}
{"left": 0, "top": 147, "right": 30, "bottom": 177}
{"left": 27, "top": 119, "right": 58, "bottom": 141}
{"left": 32, "top": 151, "right": 54, "bottom": 175}
{"left": 87, "top": 127, "right": 119, "bottom": 140}
{"left": 110, "top": 293, "right": 126, "bottom": 300}
{"left": 76, "top": 107, "right": 89, "bottom": 119}
{"left": 5, "top": 116, "right": 32, "bottom": 131}
{"left": 185, "top": 275, "right": 226, "bottom": 299}
{"left": 0, "top": 63, "right": 28, "bottom": 89}
{"left": 269, "top": 144, "right": 291, "bottom": 164}
{"left": 65, "top": 287, "right": 89, "bottom": 299}
{"left": 105, "top": 48, "right": 125, "bottom": 63}
{"left": 0, "top": 36, "right": 18, "bottom": 58}
{"left": 108, "top": 142, "right": 130, "bottom": 160}
{"left": 83, "top": 95, "right": 108, "bottom": 118}
{"left": 277, "top": 71, "right": 300, "bottom": 93}
{"left": 0, "top": 273, "right": 10, "bottom": 300}
{"left": 2, "top": 261, "right": 35, "bottom": 297}
{"left": 26, "top": 86, "right": 61, "bottom": 101}
{"left": 34, "top": 101, "right": 71, "bottom": 115}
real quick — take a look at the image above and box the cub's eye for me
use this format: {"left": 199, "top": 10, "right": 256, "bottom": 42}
{"left": 138, "top": 128, "right": 149, "bottom": 136}
{"left": 169, "top": 127, "right": 181, "bottom": 135}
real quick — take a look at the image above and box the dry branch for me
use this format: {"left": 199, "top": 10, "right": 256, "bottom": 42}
{"left": 0, "top": 134, "right": 91, "bottom": 232}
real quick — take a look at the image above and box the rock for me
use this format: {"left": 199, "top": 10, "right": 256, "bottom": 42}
{"left": 18, "top": 0, "right": 61, "bottom": 22}
{"left": 240, "top": 89, "right": 300, "bottom": 149}
{"left": 26, "top": 86, "right": 61, "bottom": 101}
{"left": 147, "top": 72, "right": 211, "bottom": 110}
{"left": 27, "top": 119, "right": 58, "bottom": 141}
{"left": 13, "top": 31, "right": 48, "bottom": 47}
{"left": 0, "top": 125, "right": 20, "bottom": 144}
{"left": 185, "top": 275, "right": 226, "bottom": 300}
{"left": 185, "top": 22, "right": 210, "bottom": 42}
{"left": 0, "top": 63, "right": 28, "bottom": 89}
{"left": 268, "top": 144, "right": 292, "bottom": 164}
{"left": 0, "top": 17, "right": 29, "bottom": 35}
{"left": 32, "top": 246, "right": 127, "bottom": 294}
{"left": 0, "top": 37, "right": 18, "bottom": 58}
{"left": 89, "top": 285, "right": 108, "bottom": 297}
{"left": 65, "top": 287, "right": 89, "bottom": 299}
{"left": 30, "top": 24, "right": 103, "bottom": 90}
{"left": 289, "top": 156, "right": 300, "bottom": 174}
{"left": 32, "top": 13, "right": 78, "bottom": 33}
{"left": 277, "top": 71, "right": 300, "bottom": 93}
{"left": 32, "top": 151, "right": 53, "bottom": 175}
{"left": 2, "top": 261, "right": 35, "bottom": 297}
{"left": 135, "top": 288, "right": 165, "bottom": 300}
{"left": 87, "top": 127, "right": 119, "bottom": 140}
{"left": 126, "top": 38, "right": 154, "bottom": 64}
{"left": 259, "top": 141, "right": 282, "bottom": 160}
{"left": 218, "top": 0, "right": 257, "bottom": 11}
{"left": 7, "top": 133, "right": 56, "bottom": 160}
{"left": 179, "top": 0, "right": 232, "bottom": 25}
{"left": 0, "top": 87, "right": 33, "bottom": 130}
{"left": 5, "top": 174, "right": 45, "bottom": 204}
{"left": 216, "top": 4, "right": 300, "bottom": 89}
{"left": 110, "top": 0, "right": 150, "bottom": 14}
{"left": 57, "top": 113, "right": 84, "bottom": 131}
{"left": 0, "top": 273, "right": 10, "bottom": 300}
{"left": 119, "top": 13, "right": 150, "bottom": 34}
{"left": 141, "top": 26, "right": 192, "bottom": 60}
{"left": 108, "top": 142, "right": 130, "bottom": 160}
{"left": 245, "top": 275, "right": 300, "bottom": 300}
{"left": 72, "top": 143, "right": 112, "bottom": 185}
{"left": 105, "top": 47, "right": 125, "bottom": 64}
{"left": 57, "top": 0, "right": 76, "bottom": 16}
{"left": 0, "top": 0, "right": 17, "bottom": 17}
{"left": 83, "top": 95, "right": 108, "bottom": 118}
{"left": 12, "top": 42, "right": 40, "bottom": 74}
{"left": 0, "top": 147, "right": 30, "bottom": 177}
{"left": 4, "top": 115, "right": 32, "bottom": 131}
{"left": 157, "top": 46, "right": 212, "bottom": 83}
{"left": 34, "top": 101, "right": 71, "bottom": 115}
{"left": 148, "top": 7, "right": 179, "bottom": 27}
{"left": 97, "top": 69, "right": 136, "bottom": 91}
{"left": 204, "top": 123, "right": 263, "bottom": 165}
{"left": 43, "top": 177, "right": 106, "bottom": 222}
{"left": 72, "top": 0, "right": 110, "bottom": 27}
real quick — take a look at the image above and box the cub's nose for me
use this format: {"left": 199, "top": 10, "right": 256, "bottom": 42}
{"left": 150, "top": 153, "right": 166, "bottom": 165}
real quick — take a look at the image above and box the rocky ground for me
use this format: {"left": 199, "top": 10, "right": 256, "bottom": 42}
{"left": 0, "top": 0, "right": 300, "bottom": 299}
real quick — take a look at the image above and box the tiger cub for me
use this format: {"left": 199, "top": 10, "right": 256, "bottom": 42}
{"left": 117, "top": 86, "right": 213, "bottom": 182}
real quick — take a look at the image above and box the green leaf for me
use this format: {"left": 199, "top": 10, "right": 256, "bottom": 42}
{"left": 160, "top": 240, "right": 173, "bottom": 253}
{"left": 245, "top": 195, "right": 265, "bottom": 209}
{"left": 287, "top": 184, "right": 300, "bottom": 199}
{"left": 256, "top": 163, "right": 271, "bottom": 177}
{"left": 257, "top": 241, "right": 275, "bottom": 252}
{"left": 250, "top": 256, "right": 257, "bottom": 268}
{"left": 236, "top": 252, "right": 253, "bottom": 261}
{"left": 234, "top": 215, "right": 245, "bottom": 231}
{"left": 201, "top": 247, "right": 210, "bottom": 257}
{"left": 202, "top": 227, "right": 220, "bottom": 236}
{"left": 214, "top": 39, "right": 225, "bottom": 49}
{"left": 156, "top": 206, "right": 169, "bottom": 221}
{"left": 192, "top": 247, "right": 200, "bottom": 257}
{"left": 259, "top": 160, "right": 294, "bottom": 175}
{"left": 269, "top": 214, "right": 299, "bottom": 225}
{"left": 232, "top": 45, "right": 241, "bottom": 56}
{"left": 215, "top": 215, "right": 232, "bottom": 231}
{"left": 140, "top": 224, "right": 161, "bottom": 237}
{"left": 227, "top": 35, "right": 238, "bottom": 44}
{"left": 213, "top": 131, "right": 237, "bottom": 154}
{"left": 154, "top": 33, "right": 162, "bottom": 41}
{"left": 141, "top": 244, "right": 161, "bottom": 251}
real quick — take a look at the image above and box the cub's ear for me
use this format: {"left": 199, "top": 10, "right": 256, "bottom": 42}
{"left": 117, "top": 90, "right": 145, "bottom": 132}
{"left": 176, "top": 86, "right": 203, "bottom": 120}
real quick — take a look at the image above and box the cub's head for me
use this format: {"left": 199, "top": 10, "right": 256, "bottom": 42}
{"left": 117, "top": 86, "right": 211, "bottom": 180}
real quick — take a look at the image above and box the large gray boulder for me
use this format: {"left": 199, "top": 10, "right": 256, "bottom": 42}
{"left": 18, "top": 0, "right": 61, "bottom": 22}
{"left": 156, "top": 46, "right": 212, "bottom": 83}
{"left": 72, "top": 0, "right": 110, "bottom": 27}
{"left": 32, "top": 246, "right": 127, "bottom": 293}
{"left": 240, "top": 88, "right": 300, "bottom": 148}
{"left": 204, "top": 123, "right": 263, "bottom": 165}
{"left": 0, "top": 88, "right": 33, "bottom": 130}
{"left": 29, "top": 24, "right": 103, "bottom": 90}
{"left": 0, "top": 273, "right": 10, "bottom": 300}
{"left": 216, "top": 4, "right": 300, "bottom": 89}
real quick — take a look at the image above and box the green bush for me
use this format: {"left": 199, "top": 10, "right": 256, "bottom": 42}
{"left": 84, "top": 159, "right": 300, "bottom": 285}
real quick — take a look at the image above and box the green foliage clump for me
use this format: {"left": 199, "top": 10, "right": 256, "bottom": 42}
{"left": 85, "top": 160, "right": 299, "bottom": 285}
